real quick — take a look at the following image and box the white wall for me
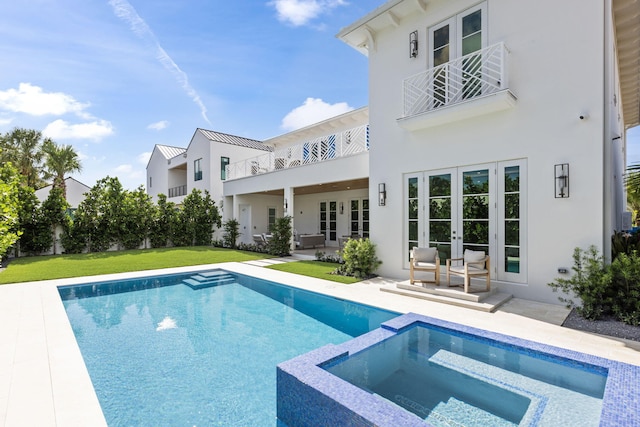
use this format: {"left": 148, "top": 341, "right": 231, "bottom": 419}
{"left": 364, "top": 0, "right": 614, "bottom": 303}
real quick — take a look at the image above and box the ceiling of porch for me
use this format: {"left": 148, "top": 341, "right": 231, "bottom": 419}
{"left": 258, "top": 178, "right": 369, "bottom": 196}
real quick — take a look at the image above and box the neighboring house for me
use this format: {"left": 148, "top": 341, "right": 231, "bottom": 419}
{"left": 335, "top": 0, "right": 638, "bottom": 303}
{"left": 146, "top": 129, "right": 270, "bottom": 207}
{"left": 35, "top": 177, "right": 91, "bottom": 209}
{"left": 149, "top": 0, "right": 639, "bottom": 304}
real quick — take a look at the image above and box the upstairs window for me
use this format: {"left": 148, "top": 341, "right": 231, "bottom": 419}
{"left": 221, "top": 157, "right": 229, "bottom": 180}
{"left": 194, "top": 158, "right": 203, "bottom": 181}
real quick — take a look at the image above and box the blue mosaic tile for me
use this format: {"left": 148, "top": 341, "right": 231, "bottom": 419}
{"left": 277, "top": 312, "right": 640, "bottom": 427}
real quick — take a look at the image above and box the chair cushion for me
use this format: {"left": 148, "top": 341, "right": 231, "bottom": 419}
{"left": 413, "top": 247, "right": 437, "bottom": 262}
{"left": 414, "top": 261, "right": 437, "bottom": 268}
{"left": 450, "top": 266, "right": 488, "bottom": 274}
{"left": 464, "top": 249, "right": 486, "bottom": 263}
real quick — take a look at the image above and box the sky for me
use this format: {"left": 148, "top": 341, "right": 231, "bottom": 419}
{"left": 0, "top": 0, "right": 386, "bottom": 190}
{"left": 0, "top": 0, "right": 638, "bottom": 191}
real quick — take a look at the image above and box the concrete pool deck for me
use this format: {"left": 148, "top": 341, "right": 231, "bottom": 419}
{"left": 1, "top": 261, "right": 639, "bottom": 426}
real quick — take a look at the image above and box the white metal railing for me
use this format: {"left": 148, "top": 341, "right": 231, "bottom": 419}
{"left": 403, "top": 42, "right": 508, "bottom": 117}
{"left": 226, "top": 124, "right": 369, "bottom": 180}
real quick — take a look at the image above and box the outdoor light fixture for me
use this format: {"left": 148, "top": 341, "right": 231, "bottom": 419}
{"left": 378, "top": 183, "right": 386, "bottom": 206}
{"left": 284, "top": 198, "right": 288, "bottom": 210}
{"left": 409, "top": 30, "right": 418, "bottom": 58}
{"left": 554, "top": 164, "right": 569, "bottom": 198}
{"left": 339, "top": 201, "right": 344, "bottom": 214}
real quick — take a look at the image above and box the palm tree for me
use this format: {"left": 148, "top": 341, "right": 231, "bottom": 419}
{"left": 43, "top": 141, "right": 82, "bottom": 200}
{"left": 0, "top": 128, "right": 47, "bottom": 188}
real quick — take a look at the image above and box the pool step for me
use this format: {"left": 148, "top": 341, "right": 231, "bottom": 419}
{"left": 182, "top": 271, "right": 236, "bottom": 289}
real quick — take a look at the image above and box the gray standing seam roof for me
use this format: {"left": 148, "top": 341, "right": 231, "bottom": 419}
{"left": 197, "top": 128, "right": 272, "bottom": 152}
{"left": 156, "top": 145, "right": 187, "bottom": 159}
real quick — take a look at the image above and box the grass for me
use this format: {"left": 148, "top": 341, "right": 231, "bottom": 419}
{"left": 0, "top": 247, "right": 273, "bottom": 284}
{"left": 266, "top": 260, "right": 359, "bottom": 284}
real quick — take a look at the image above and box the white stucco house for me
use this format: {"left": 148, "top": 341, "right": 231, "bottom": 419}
{"left": 148, "top": 0, "right": 639, "bottom": 304}
{"left": 146, "top": 128, "right": 270, "bottom": 207}
{"left": 35, "top": 177, "right": 91, "bottom": 209}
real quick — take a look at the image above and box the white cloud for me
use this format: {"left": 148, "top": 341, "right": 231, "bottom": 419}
{"left": 147, "top": 120, "right": 169, "bottom": 131}
{"left": 115, "top": 164, "right": 132, "bottom": 173}
{"left": 138, "top": 151, "right": 152, "bottom": 165}
{"left": 269, "top": 0, "right": 347, "bottom": 26}
{"left": 43, "top": 119, "right": 114, "bottom": 141}
{"left": 281, "top": 98, "right": 353, "bottom": 131}
{"left": 109, "top": 0, "right": 211, "bottom": 125}
{"left": 0, "top": 83, "right": 91, "bottom": 117}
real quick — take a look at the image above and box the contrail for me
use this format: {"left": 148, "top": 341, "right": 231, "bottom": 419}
{"left": 108, "top": 0, "right": 211, "bottom": 125}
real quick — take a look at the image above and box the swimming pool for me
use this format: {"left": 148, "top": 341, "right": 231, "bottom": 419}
{"left": 58, "top": 269, "right": 398, "bottom": 426}
{"left": 277, "top": 313, "right": 640, "bottom": 426}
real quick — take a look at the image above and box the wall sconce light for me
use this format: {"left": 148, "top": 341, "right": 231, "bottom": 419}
{"left": 409, "top": 30, "right": 418, "bottom": 58}
{"left": 554, "top": 164, "right": 569, "bottom": 198}
{"left": 378, "top": 183, "right": 386, "bottom": 206}
{"left": 339, "top": 201, "right": 344, "bottom": 215}
{"left": 284, "top": 198, "right": 288, "bottom": 210}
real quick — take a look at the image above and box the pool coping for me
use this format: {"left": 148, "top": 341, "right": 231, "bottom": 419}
{"left": 1, "top": 261, "right": 639, "bottom": 426}
{"left": 277, "top": 312, "right": 640, "bottom": 427}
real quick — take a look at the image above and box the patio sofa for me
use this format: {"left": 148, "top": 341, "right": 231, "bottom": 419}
{"left": 296, "top": 234, "right": 326, "bottom": 249}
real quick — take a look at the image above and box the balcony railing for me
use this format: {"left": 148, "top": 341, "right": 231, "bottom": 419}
{"left": 226, "top": 124, "right": 369, "bottom": 180}
{"left": 403, "top": 42, "right": 509, "bottom": 117}
{"left": 168, "top": 185, "right": 187, "bottom": 198}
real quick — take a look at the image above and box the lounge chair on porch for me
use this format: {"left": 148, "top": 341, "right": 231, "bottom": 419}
{"left": 446, "top": 249, "right": 490, "bottom": 293}
{"left": 409, "top": 247, "right": 440, "bottom": 285}
{"left": 252, "top": 234, "right": 267, "bottom": 247}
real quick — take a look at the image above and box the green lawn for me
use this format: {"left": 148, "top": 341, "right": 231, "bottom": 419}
{"left": 266, "top": 260, "right": 359, "bottom": 284}
{"left": 0, "top": 247, "right": 273, "bottom": 284}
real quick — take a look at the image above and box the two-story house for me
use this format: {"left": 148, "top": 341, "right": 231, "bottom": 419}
{"left": 337, "top": 0, "right": 638, "bottom": 302}
{"left": 146, "top": 128, "right": 270, "bottom": 207}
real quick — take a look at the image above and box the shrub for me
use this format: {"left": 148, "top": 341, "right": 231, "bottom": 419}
{"left": 267, "top": 216, "right": 292, "bottom": 256}
{"left": 315, "top": 250, "right": 343, "bottom": 264}
{"left": 610, "top": 252, "right": 640, "bottom": 325}
{"left": 222, "top": 219, "right": 241, "bottom": 249}
{"left": 548, "top": 246, "right": 612, "bottom": 320}
{"left": 611, "top": 230, "right": 640, "bottom": 259}
{"left": 334, "top": 238, "right": 381, "bottom": 279}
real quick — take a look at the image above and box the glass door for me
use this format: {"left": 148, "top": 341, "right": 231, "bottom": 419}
{"left": 427, "top": 170, "right": 456, "bottom": 261}
{"left": 458, "top": 166, "right": 494, "bottom": 257}
{"left": 429, "top": 18, "right": 455, "bottom": 108}
{"left": 320, "top": 201, "right": 337, "bottom": 244}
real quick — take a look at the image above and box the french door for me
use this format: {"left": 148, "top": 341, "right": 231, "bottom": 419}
{"left": 319, "top": 201, "right": 337, "bottom": 243}
{"left": 405, "top": 160, "right": 526, "bottom": 282}
{"left": 428, "top": 3, "right": 487, "bottom": 107}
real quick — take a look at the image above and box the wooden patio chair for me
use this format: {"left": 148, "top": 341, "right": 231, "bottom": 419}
{"left": 446, "top": 249, "right": 490, "bottom": 293}
{"left": 409, "top": 247, "right": 440, "bottom": 285}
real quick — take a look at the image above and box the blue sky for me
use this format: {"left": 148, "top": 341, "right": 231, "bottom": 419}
{"left": 1, "top": 0, "right": 638, "bottom": 191}
{"left": 0, "top": 0, "right": 385, "bottom": 190}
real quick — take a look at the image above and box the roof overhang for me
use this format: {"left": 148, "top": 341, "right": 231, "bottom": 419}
{"left": 614, "top": 0, "right": 640, "bottom": 128}
{"left": 263, "top": 106, "right": 369, "bottom": 148}
{"left": 336, "top": 0, "right": 427, "bottom": 55}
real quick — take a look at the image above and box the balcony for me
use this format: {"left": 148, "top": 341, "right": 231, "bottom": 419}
{"left": 226, "top": 124, "right": 369, "bottom": 180}
{"left": 168, "top": 185, "right": 187, "bottom": 198}
{"left": 398, "top": 42, "right": 516, "bottom": 131}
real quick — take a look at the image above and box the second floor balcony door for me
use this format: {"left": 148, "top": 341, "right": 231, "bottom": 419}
{"left": 428, "top": 3, "right": 487, "bottom": 108}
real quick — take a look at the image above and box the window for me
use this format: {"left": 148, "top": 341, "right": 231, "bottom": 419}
{"left": 221, "top": 157, "right": 229, "bottom": 180}
{"left": 268, "top": 207, "right": 276, "bottom": 233}
{"left": 428, "top": 3, "right": 487, "bottom": 106}
{"left": 350, "top": 199, "right": 370, "bottom": 238}
{"left": 194, "top": 158, "right": 202, "bottom": 181}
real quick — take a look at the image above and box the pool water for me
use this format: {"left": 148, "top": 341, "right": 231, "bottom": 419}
{"left": 324, "top": 324, "right": 607, "bottom": 426}
{"left": 59, "top": 270, "right": 398, "bottom": 426}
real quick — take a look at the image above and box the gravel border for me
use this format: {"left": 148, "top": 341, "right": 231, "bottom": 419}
{"left": 562, "top": 309, "right": 640, "bottom": 342}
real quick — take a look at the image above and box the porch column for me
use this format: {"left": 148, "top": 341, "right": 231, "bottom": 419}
{"left": 284, "top": 187, "right": 295, "bottom": 251}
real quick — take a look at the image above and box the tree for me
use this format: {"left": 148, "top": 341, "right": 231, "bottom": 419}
{"left": 0, "top": 128, "right": 49, "bottom": 189}
{"left": 15, "top": 186, "right": 50, "bottom": 255}
{"left": 173, "top": 189, "right": 221, "bottom": 246}
{"left": 120, "top": 186, "right": 154, "bottom": 250}
{"left": 626, "top": 165, "right": 640, "bottom": 225}
{"left": 0, "top": 159, "right": 22, "bottom": 259}
{"left": 149, "top": 194, "right": 177, "bottom": 248}
{"left": 42, "top": 140, "right": 82, "bottom": 199}
{"left": 40, "top": 187, "right": 70, "bottom": 254}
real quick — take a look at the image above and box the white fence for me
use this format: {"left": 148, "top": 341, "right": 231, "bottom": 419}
{"left": 226, "top": 124, "right": 369, "bottom": 180}
{"left": 403, "top": 42, "right": 509, "bottom": 117}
